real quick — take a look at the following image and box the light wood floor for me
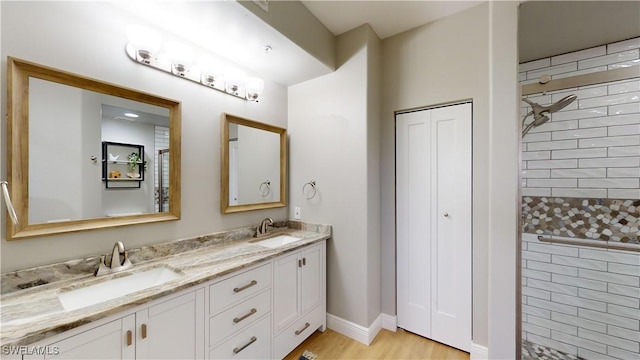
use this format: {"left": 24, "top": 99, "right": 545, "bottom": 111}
{"left": 283, "top": 328, "right": 470, "bottom": 360}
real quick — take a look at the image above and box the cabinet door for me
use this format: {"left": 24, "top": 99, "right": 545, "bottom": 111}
{"left": 300, "top": 244, "right": 323, "bottom": 314}
{"left": 135, "top": 289, "right": 205, "bottom": 360}
{"left": 46, "top": 315, "right": 135, "bottom": 360}
{"left": 272, "top": 251, "right": 300, "bottom": 334}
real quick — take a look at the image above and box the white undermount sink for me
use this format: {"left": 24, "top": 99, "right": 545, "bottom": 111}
{"left": 254, "top": 235, "right": 303, "bottom": 249}
{"left": 58, "top": 266, "right": 183, "bottom": 312}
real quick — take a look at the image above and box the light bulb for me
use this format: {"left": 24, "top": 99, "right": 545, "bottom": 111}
{"left": 126, "top": 25, "right": 162, "bottom": 63}
{"left": 224, "top": 68, "right": 245, "bottom": 95}
{"left": 245, "top": 77, "right": 264, "bottom": 101}
{"left": 198, "top": 56, "right": 222, "bottom": 86}
{"left": 164, "top": 41, "right": 194, "bottom": 76}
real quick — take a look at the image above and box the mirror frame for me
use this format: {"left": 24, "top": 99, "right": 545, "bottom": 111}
{"left": 221, "top": 113, "right": 287, "bottom": 213}
{"left": 6, "top": 57, "right": 182, "bottom": 240}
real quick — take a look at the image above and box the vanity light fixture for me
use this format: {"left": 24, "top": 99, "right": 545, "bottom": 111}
{"left": 125, "top": 25, "right": 264, "bottom": 101}
{"left": 124, "top": 113, "right": 139, "bottom": 118}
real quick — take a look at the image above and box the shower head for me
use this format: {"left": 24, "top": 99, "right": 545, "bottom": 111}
{"left": 521, "top": 94, "right": 577, "bottom": 137}
{"left": 548, "top": 94, "right": 577, "bottom": 113}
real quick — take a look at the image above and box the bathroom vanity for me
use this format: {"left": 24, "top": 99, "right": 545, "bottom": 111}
{"left": 0, "top": 222, "right": 329, "bottom": 360}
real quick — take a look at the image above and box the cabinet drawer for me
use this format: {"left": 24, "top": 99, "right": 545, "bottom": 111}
{"left": 210, "top": 263, "right": 271, "bottom": 315}
{"left": 209, "top": 315, "right": 271, "bottom": 359}
{"left": 209, "top": 289, "right": 271, "bottom": 346}
{"left": 273, "top": 305, "right": 324, "bottom": 360}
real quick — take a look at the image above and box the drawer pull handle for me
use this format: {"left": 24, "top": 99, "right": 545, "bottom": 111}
{"left": 303, "top": 257, "right": 306, "bottom": 266}
{"left": 298, "top": 259, "right": 302, "bottom": 267}
{"left": 233, "top": 280, "right": 258, "bottom": 293}
{"left": 126, "top": 330, "right": 132, "bottom": 346}
{"left": 233, "top": 308, "right": 257, "bottom": 323}
{"left": 141, "top": 324, "right": 147, "bottom": 339}
{"left": 233, "top": 336, "right": 257, "bottom": 354}
{"left": 295, "top": 322, "right": 310, "bottom": 335}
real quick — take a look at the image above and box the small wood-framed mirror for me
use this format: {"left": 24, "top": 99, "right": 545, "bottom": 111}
{"left": 221, "top": 113, "right": 287, "bottom": 213}
{"left": 6, "top": 57, "right": 182, "bottom": 240}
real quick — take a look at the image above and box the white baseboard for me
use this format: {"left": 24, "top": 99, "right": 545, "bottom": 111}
{"left": 470, "top": 343, "right": 489, "bottom": 360}
{"left": 381, "top": 313, "right": 397, "bottom": 332}
{"left": 326, "top": 313, "right": 383, "bottom": 345}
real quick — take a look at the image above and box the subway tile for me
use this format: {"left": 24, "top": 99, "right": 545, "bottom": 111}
{"left": 608, "top": 38, "right": 640, "bottom": 53}
{"left": 608, "top": 59, "right": 640, "bottom": 70}
{"left": 552, "top": 148, "right": 607, "bottom": 159}
{"left": 553, "top": 255, "right": 607, "bottom": 271}
{"left": 528, "top": 314, "right": 578, "bottom": 336}
{"left": 529, "top": 260, "right": 578, "bottom": 277}
{"left": 608, "top": 303, "right": 640, "bottom": 321}
{"left": 552, "top": 188, "right": 608, "bottom": 198}
{"left": 552, "top": 293, "right": 607, "bottom": 312}
{"left": 580, "top": 249, "right": 640, "bottom": 267}
{"left": 552, "top": 330, "right": 607, "bottom": 354}
{"left": 528, "top": 179, "right": 577, "bottom": 188}
{"left": 578, "top": 348, "right": 615, "bottom": 360}
{"left": 579, "top": 288, "right": 639, "bottom": 309}
{"left": 553, "top": 273, "right": 607, "bottom": 292}
{"left": 527, "top": 333, "right": 578, "bottom": 355}
{"left": 608, "top": 283, "right": 640, "bottom": 299}
{"left": 523, "top": 132, "right": 552, "bottom": 143}
{"left": 554, "top": 66, "right": 608, "bottom": 80}
{"left": 579, "top": 178, "right": 640, "bottom": 189}
{"left": 551, "top": 168, "right": 606, "bottom": 178}
{"left": 529, "top": 297, "right": 578, "bottom": 316}
{"left": 579, "top": 268, "right": 639, "bottom": 287}
{"left": 607, "top": 146, "right": 640, "bottom": 157}
{"left": 607, "top": 345, "right": 640, "bottom": 360}
{"left": 523, "top": 304, "right": 552, "bottom": 319}
{"left": 529, "top": 242, "right": 580, "bottom": 257}
{"left": 579, "top": 156, "right": 640, "bottom": 167}
{"left": 523, "top": 286, "right": 551, "bottom": 301}
{"left": 522, "top": 322, "right": 551, "bottom": 338}
{"left": 552, "top": 46, "right": 606, "bottom": 66}
{"left": 609, "top": 124, "right": 640, "bottom": 136}
{"left": 523, "top": 250, "right": 551, "bottom": 262}
{"left": 530, "top": 120, "right": 578, "bottom": 133}
{"left": 523, "top": 169, "right": 551, "bottom": 179}
{"left": 553, "top": 128, "right": 608, "bottom": 140}
{"left": 578, "top": 50, "right": 640, "bottom": 70}
{"left": 519, "top": 72, "right": 527, "bottom": 82}
{"left": 579, "top": 308, "right": 639, "bottom": 331}
{"left": 610, "top": 102, "right": 640, "bottom": 115}
{"left": 528, "top": 159, "right": 578, "bottom": 169}
{"left": 608, "top": 263, "right": 640, "bottom": 277}
{"left": 580, "top": 135, "right": 640, "bottom": 148}
{"left": 609, "top": 79, "right": 640, "bottom": 94}
{"left": 553, "top": 107, "right": 608, "bottom": 121}
{"left": 552, "top": 312, "right": 607, "bottom": 333}
{"left": 528, "top": 62, "right": 578, "bottom": 80}
{"left": 522, "top": 188, "right": 551, "bottom": 197}
{"left": 529, "top": 278, "right": 578, "bottom": 296}
{"left": 520, "top": 58, "right": 552, "bottom": 72}
{"left": 579, "top": 328, "right": 639, "bottom": 353}
{"left": 607, "top": 189, "right": 640, "bottom": 199}
{"left": 529, "top": 140, "right": 578, "bottom": 151}
{"left": 579, "top": 92, "right": 640, "bottom": 110}
{"left": 523, "top": 268, "right": 552, "bottom": 282}
{"left": 522, "top": 151, "right": 551, "bottom": 160}
{"left": 579, "top": 114, "right": 640, "bottom": 128}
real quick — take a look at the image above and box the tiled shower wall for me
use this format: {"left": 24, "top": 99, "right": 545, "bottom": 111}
{"left": 154, "top": 126, "right": 169, "bottom": 212}
{"left": 521, "top": 37, "right": 640, "bottom": 360}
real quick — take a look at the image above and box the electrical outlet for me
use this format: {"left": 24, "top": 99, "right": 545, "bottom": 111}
{"left": 294, "top": 207, "right": 301, "bottom": 220}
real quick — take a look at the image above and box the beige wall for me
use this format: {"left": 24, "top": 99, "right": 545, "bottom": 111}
{"left": 288, "top": 24, "right": 382, "bottom": 327}
{"left": 0, "top": 1, "right": 288, "bottom": 272}
{"left": 380, "top": 2, "right": 519, "bottom": 355}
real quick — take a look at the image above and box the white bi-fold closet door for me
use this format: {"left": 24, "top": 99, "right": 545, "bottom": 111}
{"left": 396, "top": 102, "right": 472, "bottom": 352}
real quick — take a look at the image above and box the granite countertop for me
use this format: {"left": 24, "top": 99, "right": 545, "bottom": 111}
{"left": 0, "top": 221, "right": 331, "bottom": 347}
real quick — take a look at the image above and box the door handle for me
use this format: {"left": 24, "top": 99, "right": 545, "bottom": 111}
{"left": 443, "top": 212, "right": 449, "bottom": 218}
{"left": 141, "top": 324, "right": 147, "bottom": 339}
{"left": 126, "top": 330, "right": 132, "bottom": 346}
{"left": 233, "top": 336, "right": 257, "bottom": 354}
{"left": 233, "top": 280, "right": 257, "bottom": 293}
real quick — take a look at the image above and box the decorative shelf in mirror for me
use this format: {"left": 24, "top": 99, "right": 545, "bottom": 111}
{"left": 102, "top": 142, "right": 145, "bottom": 188}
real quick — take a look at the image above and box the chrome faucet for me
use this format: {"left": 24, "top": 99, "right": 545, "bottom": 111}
{"left": 256, "top": 218, "right": 274, "bottom": 237}
{"left": 95, "top": 241, "right": 133, "bottom": 276}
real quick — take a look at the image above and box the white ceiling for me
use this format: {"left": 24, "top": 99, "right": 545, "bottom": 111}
{"left": 301, "top": 0, "right": 482, "bottom": 39}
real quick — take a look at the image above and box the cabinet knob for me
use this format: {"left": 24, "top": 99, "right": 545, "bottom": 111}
{"left": 443, "top": 212, "right": 449, "bottom": 218}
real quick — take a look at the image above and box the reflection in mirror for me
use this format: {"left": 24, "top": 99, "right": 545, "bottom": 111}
{"left": 221, "top": 113, "right": 286, "bottom": 213}
{"left": 7, "top": 57, "right": 181, "bottom": 239}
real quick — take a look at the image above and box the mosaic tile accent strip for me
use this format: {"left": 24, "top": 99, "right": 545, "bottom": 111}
{"left": 522, "top": 340, "right": 584, "bottom": 360}
{"left": 522, "top": 197, "right": 640, "bottom": 244}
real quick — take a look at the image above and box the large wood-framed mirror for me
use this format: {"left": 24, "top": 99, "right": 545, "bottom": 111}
{"left": 6, "top": 57, "right": 181, "bottom": 240}
{"left": 221, "top": 113, "right": 287, "bottom": 213}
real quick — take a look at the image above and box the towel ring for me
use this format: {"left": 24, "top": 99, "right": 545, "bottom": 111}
{"left": 259, "top": 180, "right": 271, "bottom": 197}
{"left": 302, "top": 180, "right": 317, "bottom": 200}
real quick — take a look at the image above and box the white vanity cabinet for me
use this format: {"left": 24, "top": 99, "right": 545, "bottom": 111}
{"left": 29, "top": 287, "right": 205, "bottom": 360}
{"left": 272, "top": 241, "right": 326, "bottom": 359}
